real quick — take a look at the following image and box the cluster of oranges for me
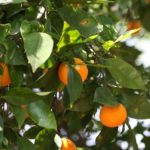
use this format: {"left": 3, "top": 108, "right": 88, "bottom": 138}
{"left": 57, "top": 57, "right": 127, "bottom": 149}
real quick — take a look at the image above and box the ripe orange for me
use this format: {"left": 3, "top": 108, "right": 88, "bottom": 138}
{"left": 127, "top": 21, "right": 141, "bottom": 34}
{"left": 58, "top": 58, "right": 88, "bottom": 85}
{"left": 99, "top": 103, "right": 127, "bottom": 128}
{"left": 61, "top": 138, "right": 76, "bottom": 150}
{"left": 20, "top": 104, "right": 29, "bottom": 119}
{"left": 0, "top": 62, "right": 11, "bottom": 87}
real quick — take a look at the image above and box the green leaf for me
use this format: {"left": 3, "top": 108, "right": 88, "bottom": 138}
{"left": 102, "top": 40, "right": 115, "bottom": 51}
{"left": 23, "top": 32, "right": 54, "bottom": 72}
{"left": 141, "top": 7, "right": 150, "bottom": 32}
{"left": 115, "top": 29, "right": 141, "bottom": 43}
{"left": 96, "top": 126, "right": 118, "bottom": 147}
{"left": 0, "top": 116, "right": 4, "bottom": 144}
{"left": 10, "top": 15, "right": 24, "bottom": 35}
{"left": 20, "top": 20, "right": 43, "bottom": 36}
{"left": 11, "top": 105, "right": 25, "bottom": 128}
{"left": 27, "top": 101, "right": 57, "bottom": 130}
{"left": 5, "top": 40, "right": 26, "bottom": 65}
{"left": 17, "top": 136, "right": 36, "bottom": 150}
{"left": 58, "top": 6, "right": 102, "bottom": 37}
{"left": 123, "top": 94, "right": 150, "bottom": 119}
{"left": 4, "top": 87, "right": 42, "bottom": 105}
{"left": 35, "top": 129, "right": 57, "bottom": 150}
{"left": 0, "top": 24, "right": 11, "bottom": 40}
{"left": 105, "top": 58, "right": 146, "bottom": 90}
{"left": 2, "top": 137, "right": 9, "bottom": 149}
{"left": 32, "top": 64, "right": 60, "bottom": 91}
{"left": 67, "top": 66, "right": 83, "bottom": 103}
{"left": 9, "top": 66, "right": 24, "bottom": 87}
{"left": 57, "top": 22, "right": 82, "bottom": 52}
{"left": 24, "top": 126, "right": 42, "bottom": 139}
{"left": 71, "top": 96, "right": 93, "bottom": 112}
{"left": 93, "top": 86, "right": 118, "bottom": 106}
{"left": 71, "top": 82, "right": 96, "bottom": 112}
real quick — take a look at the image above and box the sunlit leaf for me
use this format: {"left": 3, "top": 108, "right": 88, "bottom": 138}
{"left": 102, "top": 40, "right": 115, "bottom": 51}
{"left": 115, "top": 28, "right": 141, "bottom": 43}
{"left": 57, "top": 22, "right": 82, "bottom": 52}
{"left": 23, "top": 32, "right": 54, "bottom": 72}
{"left": 27, "top": 101, "right": 57, "bottom": 130}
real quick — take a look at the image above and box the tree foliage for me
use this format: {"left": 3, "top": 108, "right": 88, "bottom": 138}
{"left": 0, "top": 0, "right": 150, "bottom": 149}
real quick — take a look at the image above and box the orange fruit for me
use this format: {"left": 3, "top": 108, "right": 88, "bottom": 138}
{"left": 147, "top": 0, "right": 150, "bottom": 3}
{"left": 0, "top": 62, "right": 11, "bottom": 87}
{"left": 99, "top": 103, "right": 127, "bottom": 128}
{"left": 58, "top": 58, "right": 88, "bottom": 85}
{"left": 61, "top": 138, "right": 76, "bottom": 150}
{"left": 20, "top": 104, "right": 29, "bottom": 119}
{"left": 127, "top": 21, "right": 141, "bottom": 34}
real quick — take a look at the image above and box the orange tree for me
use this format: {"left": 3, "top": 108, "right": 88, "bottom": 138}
{"left": 0, "top": 0, "right": 150, "bottom": 149}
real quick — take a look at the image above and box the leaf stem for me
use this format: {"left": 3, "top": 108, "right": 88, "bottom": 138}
{"left": 126, "top": 119, "right": 138, "bottom": 150}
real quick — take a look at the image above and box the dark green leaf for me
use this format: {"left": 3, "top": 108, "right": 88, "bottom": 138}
{"left": 142, "top": 7, "right": 150, "bottom": 32}
{"left": 9, "top": 66, "right": 24, "bottom": 87}
{"left": 123, "top": 94, "right": 150, "bottom": 119}
{"left": 96, "top": 126, "right": 118, "bottom": 147}
{"left": 35, "top": 129, "right": 58, "bottom": 150}
{"left": 20, "top": 20, "right": 43, "bottom": 36}
{"left": 105, "top": 58, "right": 146, "bottom": 90}
{"left": 4, "top": 87, "right": 42, "bottom": 105}
{"left": 0, "top": 116, "right": 4, "bottom": 144}
{"left": 11, "top": 105, "right": 25, "bottom": 128}
{"left": 67, "top": 66, "right": 83, "bottom": 103}
{"left": 5, "top": 40, "right": 26, "bottom": 65}
{"left": 71, "top": 81, "right": 96, "bottom": 112}
{"left": 27, "top": 101, "right": 57, "bottom": 130}
{"left": 24, "top": 126, "right": 42, "bottom": 139}
{"left": 17, "top": 136, "right": 36, "bottom": 150}
{"left": 46, "top": 11, "right": 63, "bottom": 38}
{"left": 94, "top": 86, "right": 118, "bottom": 106}
{"left": 10, "top": 15, "right": 24, "bottom": 35}
{"left": 32, "top": 64, "right": 60, "bottom": 91}
{"left": 0, "top": 24, "right": 11, "bottom": 40}
{"left": 58, "top": 6, "right": 102, "bottom": 37}
{"left": 126, "top": 120, "right": 138, "bottom": 150}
